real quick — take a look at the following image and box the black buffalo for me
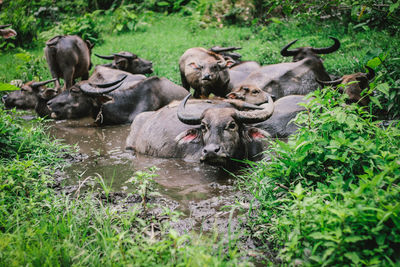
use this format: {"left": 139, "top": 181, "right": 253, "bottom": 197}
{"left": 95, "top": 51, "right": 153, "bottom": 75}
{"left": 126, "top": 94, "right": 274, "bottom": 167}
{"left": 47, "top": 66, "right": 188, "bottom": 125}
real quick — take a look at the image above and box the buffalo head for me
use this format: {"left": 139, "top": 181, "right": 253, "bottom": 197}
{"left": 226, "top": 85, "right": 271, "bottom": 105}
{"left": 95, "top": 51, "right": 153, "bottom": 75}
{"left": 2, "top": 79, "right": 56, "bottom": 110}
{"left": 47, "top": 75, "right": 127, "bottom": 120}
{"left": 0, "top": 24, "right": 17, "bottom": 39}
{"left": 317, "top": 66, "right": 375, "bottom": 106}
{"left": 175, "top": 94, "right": 273, "bottom": 166}
{"left": 281, "top": 37, "right": 340, "bottom": 62}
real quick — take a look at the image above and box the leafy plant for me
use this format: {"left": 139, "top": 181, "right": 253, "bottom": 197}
{"left": 127, "top": 166, "right": 160, "bottom": 210}
{"left": 241, "top": 87, "right": 400, "bottom": 265}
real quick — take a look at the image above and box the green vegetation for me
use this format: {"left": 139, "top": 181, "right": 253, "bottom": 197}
{"left": 0, "top": 0, "right": 399, "bottom": 265}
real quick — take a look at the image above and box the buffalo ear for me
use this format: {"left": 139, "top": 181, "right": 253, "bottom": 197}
{"left": 225, "top": 60, "right": 235, "bottom": 68}
{"left": 175, "top": 128, "right": 201, "bottom": 144}
{"left": 244, "top": 127, "right": 270, "bottom": 142}
{"left": 95, "top": 95, "right": 113, "bottom": 104}
{"left": 226, "top": 92, "right": 243, "bottom": 100}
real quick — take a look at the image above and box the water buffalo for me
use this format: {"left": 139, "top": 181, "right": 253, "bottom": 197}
{"left": 126, "top": 94, "right": 274, "bottom": 167}
{"left": 45, "top": 35, "right": 94, "bottom": 92}
{"left": 317, "top": 66, "right": 375, "bottom": 105}
{"left": 95, "top": 51, "right": 153, "bottom": 75}
{"left": 0, "top": 24, "right": 17, "bottom": 39}
{"left": 281, "top": 36, "right": 340, "bottom": 63}
{"left": 47, "top": 66, "right": 188, "bottom": 125}
{"left": 2, "top": 79, "right": 57, "bottom": 116}
{"left": 234, "top": 57, "right": 330, "bottom": 100}
{"left": 179, "top": 47, "right": 232, "bottom": 98}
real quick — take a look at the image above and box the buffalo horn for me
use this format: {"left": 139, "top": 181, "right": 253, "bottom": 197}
{"left": 0, "top": 24, "right": 12, "bottom": 29}
{"left": 80, "top": 75, "right": 127, "bottom": 96}
{"left": 317, "top": 78, "right": 343, "bottom": 87}
{"left": 235, "top": 95, "right": 274, "bottom": 124}
{"left": 89, "top": 75, "right": 127, "bottom": 88}
{"left": 95, "top": 53, "right": 114, "bottom": 60}
{"left": 210, "top": 46, "right": 242, "bottom": 53}
{"left": 113, "top": 53, "right": 136, "bottom": 59}
{"left": 177, "top": 94, "right": 203, "bottom": 125}
{"left": 31, "top": 78, "right": 57, "bottom": 88}
{"left": 365, "top": 66, "right": 375, "bottom": 80}
{"left": 280, "top": 39, "right": 300, "bottom": 57}
{"left": 311, "top": 37, "right": 340, "bottom": 54}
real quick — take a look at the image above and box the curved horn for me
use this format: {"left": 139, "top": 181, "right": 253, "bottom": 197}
{"left": 311, "top": 37, "right": 340, "bottom": 54}
{"left": 80, "top": 75, "right": 127, "bottom": 96}
{"left": 89, "top": 74, "right": 127, "bottom": 88}
{"left": 31, "top": 78, "right": 57, "bottom": 88}
{"left": 177, "top": 94, "right": 203, "bottom": 125}
{"left": 235, "top": 95, "right": 274, "bottom": 124}
{"left": 210, "top": 46, "right": 242, "bottom": 53}
{"left": 95, "top": 53, "right": 114, "bottom": 60}
{"left": 114, "top": 53, "right": 136, "bottom": 59}
{"left": 280, "top": 39, "right": 300, "bottom": 57}
{"left": 316, "top": 78, "right": 343, "bottom": 87}
{"left": 365, "top": 66, "right": 375, "bottom": 80}
{"left": 0, "top": 24, "right": 12, "bottom": 29}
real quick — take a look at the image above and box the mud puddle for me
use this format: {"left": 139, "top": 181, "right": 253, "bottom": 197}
{"left": 47, "top": 118, "right": 254, "bottom": 237}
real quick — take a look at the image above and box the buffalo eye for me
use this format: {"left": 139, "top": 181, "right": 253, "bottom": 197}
{"left": 200, "top": 123, "right": 207, "bottom": 132}
{"left": 252, "top": 90, "right": 259, "bottom": 95}
{"left": 227, "top": 121, "right": 237, "bottom": 130}
{"left": 242, "top": 87, "right": 250, "bottom": 93}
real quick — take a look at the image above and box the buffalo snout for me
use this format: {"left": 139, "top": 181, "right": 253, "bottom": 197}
{"left": 202, "top": 73, "right": 212, "bottom": 81}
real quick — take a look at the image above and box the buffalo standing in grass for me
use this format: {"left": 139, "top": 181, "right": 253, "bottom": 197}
{"left": 126, "top": 94, "right": 274, "bottom": 167}
{"left": 95, "top": 51, "right": 153, "bottom": 75}
{"left": 47, "top": 66, "right": 188, "bottom": 125}
{"left": 45, "top": 35, "right": 94, "bottom": 92}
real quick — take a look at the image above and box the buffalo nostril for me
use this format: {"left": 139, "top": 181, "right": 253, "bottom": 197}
{"left": 203, "top": 148, "right": 208, "bottom": 154}
{"left": 214, "top": 146, "right": 220, "bottom": 153}
{"left": 202, "top": 74, "right": 211, "bottom": 80}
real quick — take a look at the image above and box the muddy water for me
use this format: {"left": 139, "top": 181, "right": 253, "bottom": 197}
{"left": 48, "top": 118, "right": 236, "bottom": 213}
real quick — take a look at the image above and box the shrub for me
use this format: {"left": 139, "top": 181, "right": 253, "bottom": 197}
{"left": 242, "top": 87, "right": 400, "bottom": 265}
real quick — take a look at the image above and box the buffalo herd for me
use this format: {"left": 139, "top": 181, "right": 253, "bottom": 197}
{"left": 1, "top": 33, "right": 375, "bottom": 168}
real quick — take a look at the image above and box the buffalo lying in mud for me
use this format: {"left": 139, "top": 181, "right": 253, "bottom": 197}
{"left": 281, "top": 36, "right": 341, "bottom": 63}
{"left": 126, "top": 94, "right": 274, "bottom": 167}
{"left": 317, "top": 66, "right": 375, "bottom": 106}
{"left": 45, "top": 35, "right": 94, "bottom": 92}
{"left": 233, "top": 57, "right": 329, "bottom": 100}
{"left": 0, "top": 24, "right": 17, "bottom": 39}
{"left": 179, "top": 47, "right": 232, "bottom": 98}
{"left": 2, "top": 79, "right": 57, "bottom": 117}
{"left": 47, "top": 66, "right": 188, "bottom": 125}
{"left": 95, "top": 51, "right": 153, "bottom": 75}
{"left": 230, "top": 37, "right": 341, "bottom": 100}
